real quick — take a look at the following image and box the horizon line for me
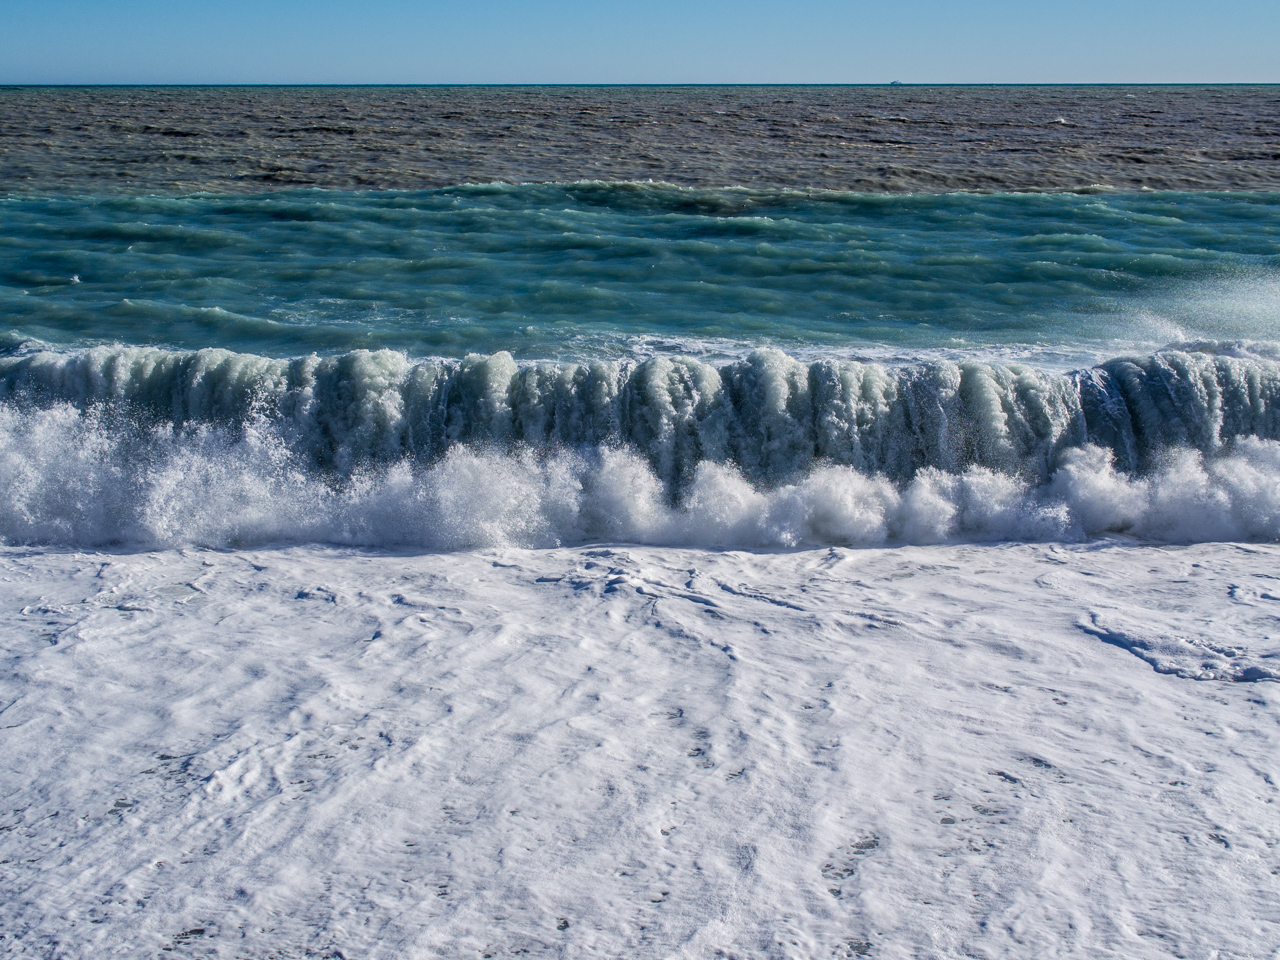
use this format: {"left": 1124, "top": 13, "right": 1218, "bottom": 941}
{"left": 4, "top": 81, "right": 1280, "bottom": 89}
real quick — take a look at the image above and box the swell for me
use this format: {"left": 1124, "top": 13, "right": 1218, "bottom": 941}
{"left": 6, "top": 188, "right": 1279, "bottom": 361}
{"left": 3, "top": 344, "right": 1279, "bottom": 488}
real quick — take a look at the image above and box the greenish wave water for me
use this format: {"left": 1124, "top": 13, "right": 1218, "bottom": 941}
{"left": 4, "top": 183, "right": 1278, "bottom": 364}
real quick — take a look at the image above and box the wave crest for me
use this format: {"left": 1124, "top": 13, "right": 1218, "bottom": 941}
{"left": 4, "top": 344, "right": 1280, "bottom": 490}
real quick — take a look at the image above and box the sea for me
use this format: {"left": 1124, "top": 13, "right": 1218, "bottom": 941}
{"left": 2, "top": 86, "right": 1279, "bottom": 959}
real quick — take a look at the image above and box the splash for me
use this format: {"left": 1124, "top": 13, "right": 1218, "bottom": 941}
{"left": 2, "top": 353, "right": 1279, "bottom": 548}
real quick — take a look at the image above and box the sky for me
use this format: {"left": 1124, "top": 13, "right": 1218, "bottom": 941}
{"left": 2, "top": 0, "right": 1278, "bottom": 85}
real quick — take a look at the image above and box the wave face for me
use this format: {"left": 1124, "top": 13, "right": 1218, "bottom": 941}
{"left": 3, "top": 187, "right": 1279, "bottom": 363}
{"left": 3, "top": 344, "right": 1280, "bottom": 549}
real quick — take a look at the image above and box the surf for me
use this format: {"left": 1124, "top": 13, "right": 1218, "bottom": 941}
{"left": 3, "top": 343, "right": 1280, "bottom": 548}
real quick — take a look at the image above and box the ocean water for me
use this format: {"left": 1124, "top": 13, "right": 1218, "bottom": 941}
{"left": 2, "top": 182, "right": 1279, "bottom": 548}
{"left": 5, "top": 85, "right": 1280, "bottom": 194}
{"left": 4, "top": 87, "right": 1280, "bottom": 960}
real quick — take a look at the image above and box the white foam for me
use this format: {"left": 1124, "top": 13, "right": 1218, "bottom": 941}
{"left": 1052, "top": 440, "right": 1280, "bottom": 542}
{"left": 3, "top": 402, "right": 1278, "bottom": 550}
{"left": 2, "top": 539, "right": 1277, "bottom": 957}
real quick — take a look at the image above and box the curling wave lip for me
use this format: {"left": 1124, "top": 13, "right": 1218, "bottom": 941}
{"left": 2, "top": 401, "right": 1279, "bottom": 550}
{"left": 1, "top": 344, "right": 1276, "bottom": 485}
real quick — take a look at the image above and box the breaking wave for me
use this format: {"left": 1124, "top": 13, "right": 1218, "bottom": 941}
{"left": 2, "top": 343, "right": 1280, "bottom": 549}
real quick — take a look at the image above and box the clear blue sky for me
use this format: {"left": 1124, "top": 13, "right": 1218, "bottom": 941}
{"left": 3, "top": 0, "right": 1277, "bottom": 84}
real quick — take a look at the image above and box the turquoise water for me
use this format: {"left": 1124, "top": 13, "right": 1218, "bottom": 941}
{"left": 4, "top": 183, "right": 1279, "bottom": 363}
{"left": 4, "top": 182, "right": 1280, "bottom": 548}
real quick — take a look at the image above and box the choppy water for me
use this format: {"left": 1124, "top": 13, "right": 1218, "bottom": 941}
{"left": 4, "top": 85, "right": 1280, "bottom": 194}
{"left": 3, "top": 87, "right": 1280, "bottom": 548}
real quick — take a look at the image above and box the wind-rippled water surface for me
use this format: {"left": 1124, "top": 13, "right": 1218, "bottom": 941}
{"left": 4, "top": 84, "right": 1280, "bottom": 194}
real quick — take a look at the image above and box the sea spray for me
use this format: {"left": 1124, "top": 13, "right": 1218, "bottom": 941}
{"left": 3, "top": 398, "right": 1280, "bottom": 549}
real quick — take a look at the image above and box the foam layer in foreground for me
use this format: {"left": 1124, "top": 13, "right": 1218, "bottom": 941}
{"left": 2, "top": 543, "right": 1277, "bottom": 958}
